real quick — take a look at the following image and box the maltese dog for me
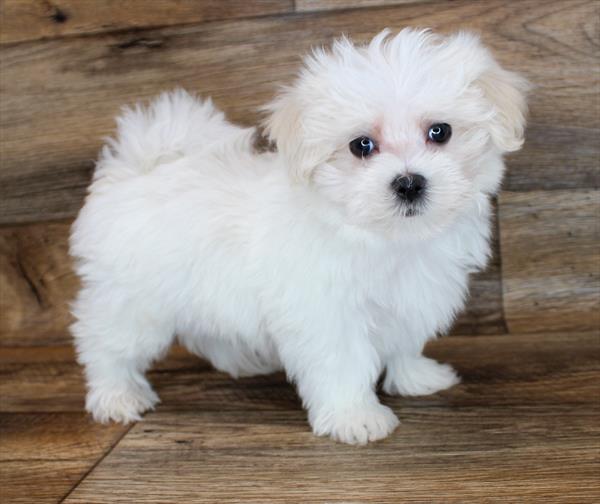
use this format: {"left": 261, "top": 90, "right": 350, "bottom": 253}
{"left": 70, "top": 29, "right": 527, "bottom": 444}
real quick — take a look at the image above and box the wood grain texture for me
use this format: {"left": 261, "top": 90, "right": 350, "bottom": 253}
{"left": 0, "top": 346, "right": 128, "bottom": 503}
{"left": 0, "top": 413, "right": 128, "bottom": 504}
{"left": 46, "top": 331, "right": 597, "bottom": 504}
{"left": 296, "top": 0, "right": 429, "bottom": 12}
{"left": 499, "top": 190, "right": 600, "bottom": 333}
{"left": 1, "top": 460, "right": 96, "bottom": 504}
{"left": 0, "top": 0, "right": 294, "bottom": 45}
{"left": 64, "top": 407, "right": 600, "bottom": 503}
{"left": 0, "top": 346, "right": 84, "bottom": 412}
{"left": 1, "top": 0, "right": 598, "bottom": 224}
{"left": 0, "top": 333, "right": 598, "bottom": 502}
{"left": 0, "top": 221, "right": 78, "bottom": 346}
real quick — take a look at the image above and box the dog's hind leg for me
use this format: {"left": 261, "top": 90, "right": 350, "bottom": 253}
{"left": 71, "top": 287, "right": 174, "bottom": 424}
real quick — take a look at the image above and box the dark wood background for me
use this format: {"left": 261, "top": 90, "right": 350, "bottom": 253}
{"left": 0, "top": 1, "right": 599, "bottom": 502}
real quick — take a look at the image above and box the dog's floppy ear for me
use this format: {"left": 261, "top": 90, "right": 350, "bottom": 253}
{"left": 477, "top": 62, "right": 530, "bottom": 152}
{"left": 446, "top": 32, "right": 529, "bottom": 153}
{"left": 262, "top": 84, "right": 331, "bottom": 182}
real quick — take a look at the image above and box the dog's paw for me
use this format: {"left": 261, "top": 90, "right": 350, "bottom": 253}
{"left": 383, "top": 356, "right": 460, "bottom": 397}
{"left": 86, "top": 382, "right": 159, "bottom": 424}
{"left": 312, "top": 402, "right": 400, "bottom": 445}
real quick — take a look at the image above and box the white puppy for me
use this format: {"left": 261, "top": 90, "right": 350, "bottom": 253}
{"left": 70, "top": 29, "right": 527, "bottom": 444}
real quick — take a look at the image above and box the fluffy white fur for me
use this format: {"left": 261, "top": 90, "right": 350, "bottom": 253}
{"left": 70, "top": 29, "right": 528, "bottom": 445}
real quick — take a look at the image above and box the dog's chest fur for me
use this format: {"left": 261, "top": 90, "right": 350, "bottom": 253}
{"left": 345, "top": 199, "right": 491, "bottom": 351}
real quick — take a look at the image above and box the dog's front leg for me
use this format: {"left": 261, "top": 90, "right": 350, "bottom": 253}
{"left": 276, "top": 314, "right": 399, "bottom": 445}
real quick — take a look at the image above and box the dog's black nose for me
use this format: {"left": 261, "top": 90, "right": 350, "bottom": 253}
{"left": 391, "top": 174, "right": 427, "bottom": 203}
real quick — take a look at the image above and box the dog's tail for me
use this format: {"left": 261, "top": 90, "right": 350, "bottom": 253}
{"left": 93, "top": 89, "right": 254, "bottom": 183}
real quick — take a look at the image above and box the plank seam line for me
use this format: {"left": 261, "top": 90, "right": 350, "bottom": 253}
{"left": 57, "top": 421, "right": 136, "bottom": 503}
{"left": 494, "top": 196, "right": 511, "bottom": 335}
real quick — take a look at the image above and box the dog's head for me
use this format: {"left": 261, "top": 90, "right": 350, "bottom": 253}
{"left": 264, "top": 29, "right": 529, "bottom": 238}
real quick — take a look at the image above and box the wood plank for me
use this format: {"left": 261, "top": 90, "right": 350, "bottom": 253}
{"left": 0, "top": 0, "right": 598, "bottom": 224}
{"left": 499, "top": 190, "right": 600, "bottom": 333}
{"left": 1, "top": 460, "right": 95, "bottom": 504}
{"left": 0, "top": 221, "right": 78, "bottom": 346}
{"left": 0, "top": 217, "right": 504, "bottom": 347}
{"left": 506, "top": 123, "right": 600, "bottom": 191}
{"left": 0, "top": 413, "right": 128, "bottom": 504}
{"left": 0, "top": 412, "right": 125, "bottom": 461}
{"left": 64, "top": 407, "right": 600, "bottom": 503}
{"left": 0, "top": 346, "right": 85, "bottom": 412}
{"left": 296, "top": 0, "right": 429, "bottom": 12}
{"left": 0, "top": 0, "right": 294, "bottom": 45}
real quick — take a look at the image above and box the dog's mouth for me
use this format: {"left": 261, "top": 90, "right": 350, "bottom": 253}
{"left": 393, "top": 191, "right": 429, "bottom": 219}
{"left": 399, "top": 201, "right": 427, "bottom": 218}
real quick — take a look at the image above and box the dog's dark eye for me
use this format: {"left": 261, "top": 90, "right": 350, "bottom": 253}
{"left": 427, "top": 123, "right": 452, "bottom": 144}
{"left": 349, "top": 136, "right": 377, "bottom": 158}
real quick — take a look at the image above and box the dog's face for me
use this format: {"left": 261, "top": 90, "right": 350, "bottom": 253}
{"left": 265, "top": 29, "right": 528, "bottom": 239}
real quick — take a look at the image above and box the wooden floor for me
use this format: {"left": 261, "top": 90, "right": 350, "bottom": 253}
{"left": 1, "top": 332, "right": 599, "bottom": 503}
